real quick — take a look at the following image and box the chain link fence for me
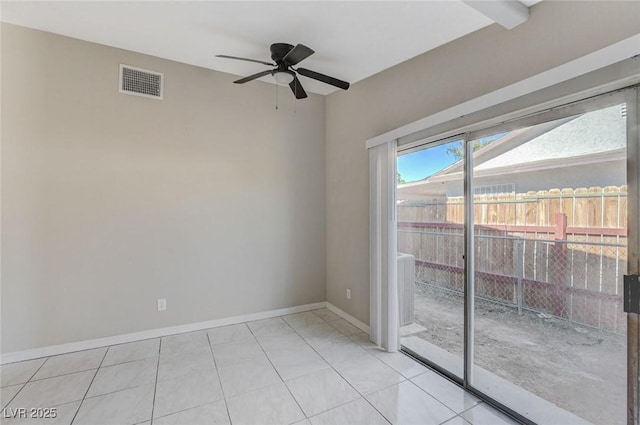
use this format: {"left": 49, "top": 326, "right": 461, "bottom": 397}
{"left": 399, "top": 226, "right": 627, "bottom": 334}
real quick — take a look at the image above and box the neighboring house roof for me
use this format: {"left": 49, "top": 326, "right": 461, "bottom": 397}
{"left": 398, "top": 104, "right": 626, "bottom": 200}
{"left": 475, "top": 104, "right": 625, "bottom": 172}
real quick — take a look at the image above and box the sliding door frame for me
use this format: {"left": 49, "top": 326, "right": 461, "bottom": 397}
{"left": 398, "top": 85, "right": 639, "bottom": 425}
{"left": 626, "top": 86, "right": 639, "bottom": 425}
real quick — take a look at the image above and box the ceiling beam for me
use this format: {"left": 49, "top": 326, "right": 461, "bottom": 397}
{"left": 462, "top": 0, "right": 529, "bottom": 29}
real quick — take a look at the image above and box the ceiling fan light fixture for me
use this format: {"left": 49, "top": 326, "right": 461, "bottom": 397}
{"left": 273, "top": 70, "right": 295, "bottom": 85}
{"left": 219, "top": 43, "right": 349, "bottom": 100}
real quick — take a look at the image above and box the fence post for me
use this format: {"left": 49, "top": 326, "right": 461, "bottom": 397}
{"left": 516, "top": 239, "right": 524, "bottom": 315}
{"left": 554, "top": 212, "right": 568, "bottom": 241}
{"left": 553, "top": 212, "right": 568, "bottom": 317}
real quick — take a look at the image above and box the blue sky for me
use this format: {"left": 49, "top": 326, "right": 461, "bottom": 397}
{"left": 397, "top": 140, "right": 461, "bottom": 183}
{"left": 398, "top": 133, "right": 507, "bottom": 183}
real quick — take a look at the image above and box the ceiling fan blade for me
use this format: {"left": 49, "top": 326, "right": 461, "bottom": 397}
{"left": 289, "top": 76, "right": 308, "bottom": 99}
{"left": 297, "top": 68, "right": 350, "bottom": 90}
{"left": 233, "top": 69, "right": 273, "bottom": 84}
{"left": 282, "top": 44, "right": 314, "bottom": 66}
{"left": 216, "top": 55, "right": 274, "bottom": 66}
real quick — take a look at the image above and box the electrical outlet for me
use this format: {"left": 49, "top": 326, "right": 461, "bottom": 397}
{"left": 346, "top": 289, "right": 351, "bottom": 300}
{"left": 157, "top": 298, "right": 166, "bottom": 311}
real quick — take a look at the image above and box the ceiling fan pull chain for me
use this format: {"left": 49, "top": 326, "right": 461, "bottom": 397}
{"left": 275, "top": 79, "right": 279, "bottom": 110}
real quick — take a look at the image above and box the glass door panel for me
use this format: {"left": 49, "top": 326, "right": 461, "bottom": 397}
{"left": 397, "top": 139, "right": 465, "bottom": 378}
{"left": 471, "top": 104, "right": 628, "bottom": 424}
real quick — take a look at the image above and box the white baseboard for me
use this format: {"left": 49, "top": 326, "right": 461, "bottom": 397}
{"left": 326, "top": 302, "right": 370, "bottom": 334}
{"left": 0, "top": 301, "right": 327, "bottom": 365}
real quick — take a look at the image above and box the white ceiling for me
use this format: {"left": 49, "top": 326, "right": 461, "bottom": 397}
{"left": 0, "top": 1, "right": 537, "bottom": 95}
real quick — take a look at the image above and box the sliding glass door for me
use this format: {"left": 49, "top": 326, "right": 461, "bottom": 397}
{"left": 397, "top": 138, "right": 465, "bottom": 379}
{"left": 398, "top": 88, "right": 636, "bottom": 424}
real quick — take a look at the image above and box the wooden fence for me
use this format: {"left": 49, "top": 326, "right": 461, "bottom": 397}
{"left": 397, "top": 186, "right": 628, "bottom": 333}
{"left": 399, "top": 185, "right": 628, "bottom": 229}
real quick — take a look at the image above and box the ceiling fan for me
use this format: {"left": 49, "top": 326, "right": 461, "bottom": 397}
{"left": 216, "top": 43, "right": 350, "bottom": 99}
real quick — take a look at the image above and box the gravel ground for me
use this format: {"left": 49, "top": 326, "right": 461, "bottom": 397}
{"left": 412, "top": 282, "right": 626, "bottom": 425}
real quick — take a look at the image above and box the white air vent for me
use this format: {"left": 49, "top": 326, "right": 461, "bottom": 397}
{"left": 119, "top": 64, "right": 163, "bottom": 100}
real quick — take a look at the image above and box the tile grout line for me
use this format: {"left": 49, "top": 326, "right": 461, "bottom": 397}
{"left": 373, "top": 348, "right": 429, "bottom": 379}
{"left": 414, "top": 385, "right": 477, "bottom": 420}
{"left": 205, "top": 332, "right": 233, "bottom": 424}
{"left": 449, "top": 400, "right": 486, "bottom": 424}
{"left": 1, "top": 336, "right": 164, "bottom": 367}
{"left": 438, "top": 403, "right": 484, "bottom": 425}
{"left": 25, "top": 354, "right": 158, "bottom": 384}
{"left": 1, "top": 385, "right": 25, "bottom": 411}
{"left": 2, "top": 357, "right": 51, "bottom": 410}
{"left": 306, "top": 319, "right": 460, "bottom": 423}
{"left": 286, "top": 317, "right": 371, "bottom": 399}
{"left": 69, "top": 348, "right": 109, "bottom": 425}
{"left": 152, "top": 331, "right": 255, "bottom": 422}
{"left": 281, "top": 313, "right": 393, "bottom": 424}
{"left": 247, "top": 318, "right": 309, "bottom": 421}
{"left": 77, "top": 381, "right": 154, "bottom": 402}
{"left": 95, "top": 354, "right": 160, "bottom": 369}
{"left": 309, "top": 309, "right": 342, "bottom": 324}
{"left": 211, "top": 340, "right": 281, "bottom": 400}
{"left": 407, "top": 367, "right": 485, "bottom": 417}
{"left": 33, "top": 343, "right": 161, "bottom": 404}
{"left": 396, "top": 377, "right": 459, "bottom": 418}
{"left": 150, "top": 401, "right": 221, "bottom": 422}
{"left": 149, "top": 339, "right": 162, "bottom": 425}
{"left": 26, "top": 358, "right": 50, "bottom": 382}
{"left": 343, "top": 352, "right": 450, "bottom": 424}
{"left": 438, "top": 413, "right": 465, "bottom": 425}
{"left": 74, "top": 348, "right": 161, "bottom": 401}
{"left": 381, "top": 360, "right": 479, "bottom": 423}
{"left": 21, "top": 367, "right": 105, "bottom": 384}
{"left": 305, "top": 399, "right": 381, "bottom": 423}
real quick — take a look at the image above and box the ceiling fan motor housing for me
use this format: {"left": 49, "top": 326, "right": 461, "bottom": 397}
{"left": 270, "top": 43, "right": 294, "bottom": 64}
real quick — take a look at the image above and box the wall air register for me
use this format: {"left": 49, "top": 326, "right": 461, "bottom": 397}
{"left": 119, "top": 64, "right": 163, "bottom": 100}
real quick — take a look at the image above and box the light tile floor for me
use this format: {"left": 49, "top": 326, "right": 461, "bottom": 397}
{"left": 0, "top": 309, "right": 519, "bottom": 425}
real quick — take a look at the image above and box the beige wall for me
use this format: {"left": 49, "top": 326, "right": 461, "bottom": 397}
{"left": 2, "top": 1, "right": 639, "bottom": 354}
{"left": 325, "top": 1, "right": 640, "bottom": 325}
{"left": 1, "top": 24, "right": 326, "bottom": 353}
